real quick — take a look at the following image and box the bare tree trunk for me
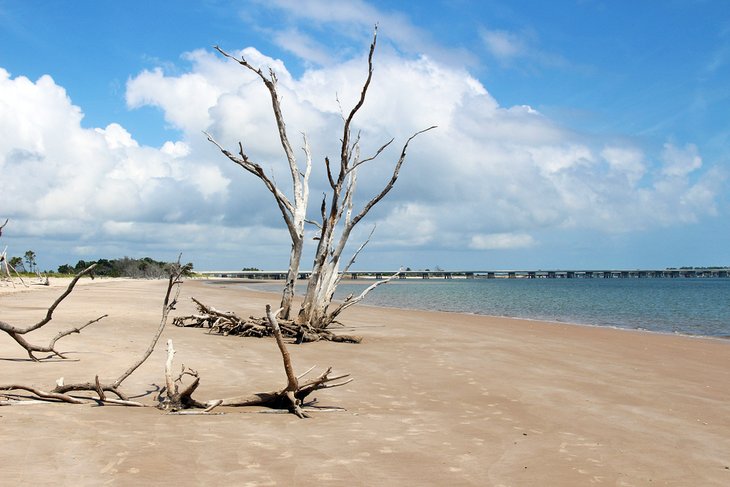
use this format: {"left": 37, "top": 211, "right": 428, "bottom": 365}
{"left": 279, "top": 235, "right": 303, "bottom": 320}
{"left": 206, "top": 49, "right": 312, "bottom": 320}
{"left": 295, "top": 27, "right": 435, "bottom": 330}
{"left": 205, "top": 28, "right": 433, "bottom": 333}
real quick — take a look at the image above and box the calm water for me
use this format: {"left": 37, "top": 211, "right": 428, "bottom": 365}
{"left": 243, "top": 277, "right": 730, "bottom": 337}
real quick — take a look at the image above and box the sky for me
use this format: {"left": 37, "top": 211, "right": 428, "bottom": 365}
{"left": 1, "top": 0, "right": 729, "bottom": 272}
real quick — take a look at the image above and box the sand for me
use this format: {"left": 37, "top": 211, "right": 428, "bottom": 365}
{"left": 1, "top": 277, "right": 729, "bottom": 486}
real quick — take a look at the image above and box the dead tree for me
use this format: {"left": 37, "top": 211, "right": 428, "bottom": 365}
{"left": 205, "top": 47, "right": 312, "bottom": 320}
{"left": 296, "top": 28, "right": 435, "bottom": 329}
{"left": 204, "top": 28, "right": 433, "bottom": 334}
{"left": 0, "top": 262, "right": 189, "bottom": 405}
{"left": 167, "top": 304, "right": 352, "bottom": 417}
{"left": 0, "top": 264, "right": 106, "bottom": 360}
{"left": 173, "top": 297, "right": 362, "bottom": 343}
{"left": 0, "top": 219, "right": 28, "bottom": 288}
{"left": 2, "top": 269, "right": 351, "bottom": 417}
{"left": 157, "top": 339, "right": 217, "bottom": 412}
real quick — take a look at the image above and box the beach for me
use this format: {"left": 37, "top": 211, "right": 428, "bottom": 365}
{"left": 1, "top": 278, "right": 729, "bottom": 486}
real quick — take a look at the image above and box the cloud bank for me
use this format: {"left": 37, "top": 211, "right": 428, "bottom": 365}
{"left": 0, "top": 33, "right": 721, "bottom": 269}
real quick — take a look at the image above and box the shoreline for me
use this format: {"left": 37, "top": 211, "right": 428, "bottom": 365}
{"left": 2, "top": 278, "right": 729, "bottom": 485}
{"left": 203, "top": 277, "right": 730, "bottom": 343}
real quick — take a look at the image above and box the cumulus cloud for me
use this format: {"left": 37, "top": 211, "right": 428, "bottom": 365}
{"left": 661, "top": 142, "right": 703, "bottom": 177}
{"left": 0, "top": 67, "right": 233, "bottom": 264}
{"left": 0, "top": 28, "right": 722, "bottom": 269}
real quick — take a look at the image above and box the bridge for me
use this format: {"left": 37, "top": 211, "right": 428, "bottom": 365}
{"left": 197, "top": 268, "right": 730, "bottom": 280}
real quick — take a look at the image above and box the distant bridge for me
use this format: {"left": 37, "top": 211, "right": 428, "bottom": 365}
{"left": 197, "top": 268, "right": 730, "bottom": 280}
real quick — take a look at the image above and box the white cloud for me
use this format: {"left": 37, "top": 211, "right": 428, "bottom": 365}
{"left": 661, "top": 142, "right": 702, "bottom": 177}
{"left": 0, "top": 31, "right": 722, "bottom": 269}
{"left": 478, "top": 26, "right": 569, "bottom": 70}
{"left": 469, "top": 233, "right": 536, "bottom": 250}
{"left": 244, "top": 0, "right": 476, "bottom": 68}
{"left": 600, "top": 146, "right": 646, "bottom": 185}
{"left": 0, "top": 69, "right": 232, "bottom": 253}
{"left": 480, "top": 29, "right": 527, "bottom": 60}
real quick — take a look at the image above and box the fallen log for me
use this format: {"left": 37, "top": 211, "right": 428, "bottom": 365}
{"left": 174, "top": 297, "right": 362, "bottom": 343}
{"left": 171, "top": 305, "right": 353, "bottom": 418}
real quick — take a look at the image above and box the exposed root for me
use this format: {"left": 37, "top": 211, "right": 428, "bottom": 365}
{"left": 167, "top": 305, "right": 352, "bottom": 418}
{"left": 174, "top": 297, "right": 362, "bottom": 343}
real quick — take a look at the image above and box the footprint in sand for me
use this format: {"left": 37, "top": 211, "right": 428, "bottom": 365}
{"left": 99, "top": 451, "right": 129, "bottom": 474}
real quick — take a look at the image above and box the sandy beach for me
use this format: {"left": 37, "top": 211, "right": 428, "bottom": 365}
{"left": 1, "top": 277, "right": 729, "bottom": 486}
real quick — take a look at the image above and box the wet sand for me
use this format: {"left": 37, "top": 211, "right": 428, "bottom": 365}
{"left": 1, "top": 278, "right": 729, "bottom": 486}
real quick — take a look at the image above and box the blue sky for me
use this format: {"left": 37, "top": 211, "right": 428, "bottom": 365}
{"left": 1, "top": 0, "right": 729, "bottom": 271}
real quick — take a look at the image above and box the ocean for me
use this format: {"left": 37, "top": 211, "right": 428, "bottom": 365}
{"left": 243, "top": 277, "right": 730, "bottom": 338}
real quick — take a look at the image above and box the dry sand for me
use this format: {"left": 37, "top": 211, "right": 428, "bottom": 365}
{"left": 1, "top": 277, "right": 729, "bottom": 486}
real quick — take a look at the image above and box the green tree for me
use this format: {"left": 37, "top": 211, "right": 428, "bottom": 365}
{"left": 9, "top": 256, "right": 24, "bottom": 272}
{"left": 23, "top": 250, "right": 36, "bottom": 273}
{"left": 57, "top": 264, "right": 74, "bottom": 274}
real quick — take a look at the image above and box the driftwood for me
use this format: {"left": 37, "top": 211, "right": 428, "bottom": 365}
{"left": 174, "top": 297, "right": 362, "bottom": 343}
{"left": 2, "top": 265, "right": 351, "bottom": 417}
{"left": 0, "top": 219, "right": 28, "bottom": 288}
{"left": 166, "top": 305, "right": 352, "bottom": 417}
{"left": 0, "top": 264, "right": 106, "bottom": 360}
{"left": 216, "top": 305, "right": 352, "bottom": 417}
{"left": 0, "top": 263, "right": 188, "bottom": 406}
{"left": 156, "top": 339, "right": 220, "bottom": 412}
{"left": 0, "top": 248, "right": 28, "bottom": 288}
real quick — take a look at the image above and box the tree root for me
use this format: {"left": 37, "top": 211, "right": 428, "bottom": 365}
{"left": 174, "top": 297, "right": 362, "bottom": 343}
{"left": 166, "top": 305, "right": 352, "bottom": 418}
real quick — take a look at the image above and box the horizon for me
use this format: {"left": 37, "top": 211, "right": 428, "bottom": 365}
{"left": 1, "top": 1, "right": 729, "bottom": 271}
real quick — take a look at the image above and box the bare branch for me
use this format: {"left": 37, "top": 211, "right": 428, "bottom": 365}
{"left": 340, "top": 25, "right": 378, "bottom": 173}
{"left": 265, "top": 305, "right": 299, "bottom": 393}
{"left": 327, "top": 268, "right": 402, "bottom": 324}
{"left": 346, "top": 138, "right": 394, "bottom": 175}
{"left": 349, "top": 126, "right": 436, "bottom": 230}
{"left": 0, "top": 384, "right": 85, "bottom": 404}
{"left": 214, "top": 46, "right": 300, "bottom": 194}
{"left": 112, "top": 261, "right": 188, "bottom": 389}
{"left": 29, "top": 263, "right": 98, "bottom": 333}
{"left": 325, "top": 156, "right": 336, "bottom": 190}
{"left": 0, "top": 264, "right": 105, "bottom": 360}
{"left": 305, "top": 218, "right": 322, "bottom": 230}
{"left": 340, "top": 226, "right": 376, "bottom": 277}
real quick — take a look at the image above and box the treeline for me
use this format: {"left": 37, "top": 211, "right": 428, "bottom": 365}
{"left": 57, "top": 257, "right": 194, "bottom": 278}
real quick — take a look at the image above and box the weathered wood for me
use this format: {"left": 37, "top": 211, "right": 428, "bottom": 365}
{"left": 0, "top": 264, "right": 106, "bottom": 360}
{"left": 295, "top": 27, "right": 435, "bottom": 329}
{"left": 167, "top": 304, "right": 353, "bottom": 417}
{"left": 1, "top": 261, "right": 189, "bottom": 406}
{"left": 174, "top": 297, "right": 361, "bottom": 343}
{"left": 157, "top": 339, "right": 208, "bottom": 412}
{"left": 205, "top": 48, "right": 313, "bottom": 320}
